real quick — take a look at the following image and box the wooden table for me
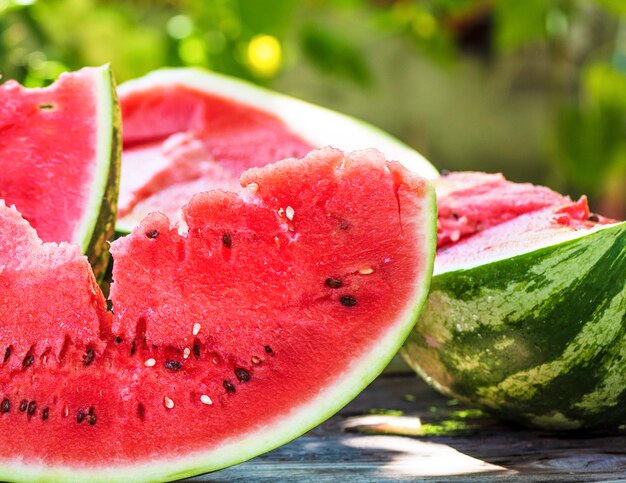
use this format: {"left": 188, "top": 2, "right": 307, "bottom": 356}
{"left": 192, "top": 374, "right": 626, "bottom": 482}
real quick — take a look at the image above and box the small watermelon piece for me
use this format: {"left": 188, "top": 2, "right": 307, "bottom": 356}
{"left": 402, "top": 173, "right": 626, "bottom": 430}
{"left": 434, "top": 172, "right": 570, "bottom": 247}
{"left": 0, "top": 66, "right": 121, "bottom": 278}
{"left": 116, "top": 68, "right": 438, "bottom": 232}
{"left": 0, "top": 147, "right": 435, "bottom": 480}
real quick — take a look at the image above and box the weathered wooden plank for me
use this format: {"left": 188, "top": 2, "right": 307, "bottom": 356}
{"left": 188, "top": 375, "right": 626, "bottom": 482}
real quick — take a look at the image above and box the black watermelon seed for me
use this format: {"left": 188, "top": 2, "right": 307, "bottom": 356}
{"left": 325, "top": 278, "right": 343, "bottom": 289}
{"left": 452, "top": 212, "right": 459, "bottom": 220}
{"left": 264, "top": 345, "right": 273, "bottom": 354}
{"left": 222, "top": 233, "right": 232, "bottom": 249}
{"left": 137, "top": 403, "right": 145, "bottom": 421}
{"left": 588, "top": 213, "right": 600, "bottom": 222}
{"left": 3, "top": 347, "right": 10, "bottom": 363}
{"left": 223, "top": 380, "right": 236, "bottom": 393}
{"left": 165, "top": 360, "right": 181, "bottom": 372}
{"left": 82, "top": 348, "right": 95, "bottom": 366}
{"left": 340, "top": 295, "right": 357, "bottom": 307}
{"left": 42, "top": 408, "right": 49, "bottom": 421}
{"left": 19, "top": 400, "right": 27, "bottom": 412}
{"left": 77, "top": 410, "right": 85, "bottom": 424}
{"left": 115, "top": 336, "right": 123, "bottom": 344}
{"left": 339, "top": 219, "right": 351, "bottom": 231}
{"left": 88, "top": 414, "right": 97, "bottom": 426}
{"left": 1, "top": 399, "right": 9, "bottom": 413}
{"left": 193, "top": 344, "right": 200, "bottom": 358}
{"left": 22, "top": 355, "right": 34, "bottom": 368}
{"left": 27, "top": 401, "right": 36, "bottom": 416}
{"left": 235, "top": 368, "right": 251, "bottom": 382}
{"left": 145, "top": 229, "right": 159, "bottom": 239}
{"left": 130, "top": 341, "right": 136, "bottom": 356}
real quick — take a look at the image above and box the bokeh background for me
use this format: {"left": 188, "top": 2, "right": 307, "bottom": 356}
{"left": 1, "top": 0, "right": 624, "bottom": 218}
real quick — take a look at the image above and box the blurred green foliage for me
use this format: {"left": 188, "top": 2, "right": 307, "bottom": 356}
{"left": 0, "top": 0, "right": 624, "bottom": 215}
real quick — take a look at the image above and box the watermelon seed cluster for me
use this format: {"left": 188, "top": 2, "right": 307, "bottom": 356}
{"left": 76, "top": 407, "right": 97, "bottom": 425}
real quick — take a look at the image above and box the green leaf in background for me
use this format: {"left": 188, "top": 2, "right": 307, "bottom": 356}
{"left": 593, "top": 0, "right": 626, "bottom": 17}
{"left": 551, "top": 63, "right": 626, "bottom": 200}
{"left": 494, "top": 0, "right": 572, "bottom": 50}
{"left": 585, "top": 62, "right": 626, "bottom": 110}
{"left": 300, "top": 22, "right": 372, "bottom": 87}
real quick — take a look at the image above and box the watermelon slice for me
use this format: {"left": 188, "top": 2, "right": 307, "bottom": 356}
{"left": 0, "top": 147, "right": 436, "bottom": 480}
{"left": 0, "top": 66, "right": 121, "bottom": 278}
{"left": 116, "top": 68, "right": 438, "bottom": 232}
{"left": 401, "top": 173, "right": 626, "bottom": 430}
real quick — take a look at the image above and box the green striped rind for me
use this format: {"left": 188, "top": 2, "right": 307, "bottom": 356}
{"left": 78, "top": 65, "right": 122, "bottom": 281}
{"left": 401, "top": 221, "right": 626, "bottom": 430}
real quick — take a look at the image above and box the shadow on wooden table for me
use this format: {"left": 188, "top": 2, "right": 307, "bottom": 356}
{"left": 189, "top": 375, "right": 626, "bottom": 482}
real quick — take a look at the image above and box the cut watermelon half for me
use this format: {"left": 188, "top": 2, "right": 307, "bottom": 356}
{"left": 0, "top": 147, "right": 436, "bottom": 480}
{"left": 0, "top": 65, "right": 121, "bottom": 278}
{"left": 116, "top": 68, "right": 438, "bottom": 233}
{"left": 402, "top": 172, "right": 626, "bottom": 430}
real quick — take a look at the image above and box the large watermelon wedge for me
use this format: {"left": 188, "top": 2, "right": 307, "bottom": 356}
{"left": 0, "top": 66, "right": 121, "bottom": 278}
{"left": 401, "top": 172, "right": 626, "bottom": 430}
{"left": 0, "top": 147, "right": 435, "bottom": 481}
{"left": 116, "top": 68, "right": 438, "bottom": 232}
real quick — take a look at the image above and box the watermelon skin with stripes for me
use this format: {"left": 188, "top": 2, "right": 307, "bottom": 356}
{"left": 402, "top": 208, "right": 626, "bottom": 429}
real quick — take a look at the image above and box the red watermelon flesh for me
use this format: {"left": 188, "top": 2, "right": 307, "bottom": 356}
{"left": 435, "top": 197, "right": 612, "bottom": 273}
{"left": 119, "top": 84, "right": 314, "bottom": 218}
{"left": 434, "top": 172, "right": 571, "bottom": 248}
{"left": 0, "top": 147, "right": 435, "bottom": 479}
{"left": 119, "top": 134, "right": 241, "bottom": 218}
{"left": 0, "top": 200, "right": 110, "bottom": 371}
{"left": 120, "top": 177, "right": 240, "bottom": 232}
{"left": 0, "top": 67, "right": 115, "bottom": 247}
{"left": 433, "top": 172, "right": 617, "bottom": 272}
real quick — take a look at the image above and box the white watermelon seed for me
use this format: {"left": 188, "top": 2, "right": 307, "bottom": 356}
{"left": 144, "top": 358, "right": 156, "bottom": 367}
{"left": 450, "top": 231, "right": 461, "bottom": 242}
{"left": 200, "top": 395, "right": 213, "bottom": 405}
{"left": 183, "top": 348, "right": 191, "bottom": 359}
{"left": 359, "top": 267, "right": 374, "bottom": 275}
{"left": 285, "top": 206, "right": 295, "bottom": 220}
{"left": 246, "top": 183, "right": 259, "bottom": 194}
{"left": 163, "top": 397, "right": 174, "bottom": 409}
{"left": 193, "top": 323, "right": 201, "bottom": 335}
